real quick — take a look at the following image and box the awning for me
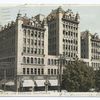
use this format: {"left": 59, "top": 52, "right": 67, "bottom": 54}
{"left": 22, "top": 80, "right": 35, "bottom": 87}
{"left": 5, "top": 81, "right": 15, "bottom": 86}
{"left": 35, "top": 80, "right": 45, "bottom": 86}
{"left": 49, "top": 80, "right": 58, "bottom": 86}
{"left": 0, "top": 79, "right": 6, "bottom": 85}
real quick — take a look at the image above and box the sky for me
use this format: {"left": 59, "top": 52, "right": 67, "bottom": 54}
{"left": 0, "top": 4, "right": 100, "bottom": 34}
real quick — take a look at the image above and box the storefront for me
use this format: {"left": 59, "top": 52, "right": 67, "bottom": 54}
{"left": 20, "top": 80, "right": 35, "bottom": 92}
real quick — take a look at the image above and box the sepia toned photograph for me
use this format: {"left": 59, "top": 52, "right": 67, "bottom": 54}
{"left": 0, "top": 3, "right": 100, "bottom": 96}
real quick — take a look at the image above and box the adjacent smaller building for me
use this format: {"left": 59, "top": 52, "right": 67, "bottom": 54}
{"left": 81, "top": 30, "right": 100, "bottom": 70}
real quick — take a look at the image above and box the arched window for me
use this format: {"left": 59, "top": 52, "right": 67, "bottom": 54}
{"left": 35, "top": 58, "right": 37, "bottom": 64}
{"left": 31, "top": 57, "right": 33, "bottom": 63}
{"left": 23, "top": 57, "right": 26, "bottom": 63}
{"left": 27, "top": 57, "right": 30, "bottom": 64}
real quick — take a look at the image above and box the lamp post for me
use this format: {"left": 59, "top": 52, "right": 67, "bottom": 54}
{"left": 44, "top": 76, "right": 49, "bottom": 93}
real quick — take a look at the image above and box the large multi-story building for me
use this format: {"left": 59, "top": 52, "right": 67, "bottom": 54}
{"left": 0, "top": 6, "right": 80, "bottom": 91}
{"left": 47, "top": 6, "right": 80, "bottom": 60}
{"left": 81, "top": 30, "right": 100, "bottom": 70}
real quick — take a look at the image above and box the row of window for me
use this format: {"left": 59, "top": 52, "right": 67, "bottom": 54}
{"left": 63, "top": 52, "right": 77, "bottom": 58}
{"left": 63, "top": 15, "right": 77, "bottom": 22}
{"left": 63, "top": 45, "right": 78, "bottom": 51}
{"left": 49, "top": 23, "right": 56, "bottom": 29}
{"left": 92, "top": 42, "right": 100, "bottom": 47}
{"left": 91, "top": 49, "right": 98, "bottom": 53}
{"left": 92, "top": 62, "right": 100, "bottom": 68}
{"left": 63, "top": 39, "right": 78, "bottom": 44}
{"left": 23, "top": 47, "right": 44, "bottom": 55}
{"left": 23, "top": 68, "right": 44, "bottom": 75}
{"left": 92, "top": 55, "right": 100, "bottom": 60}
{"left": 23, "top": 68, "right": 58, "bottom": 75}
{"left": 23, "top": 38, "right": 44, "bottom": 46}
{"left": 63, "top": 21, "right": 78, "bottom": 27}
{"left": 63, "top": 31, "right": 78, "bottom": 37}
{"left": 23, "top": 57, "right": 76, "bottom": 66}
{"left": 27, "top": 21, "right": 42, "bottom": 28}
{"left": 23, "top": 29, "right": 44, "bottom": 38}
{"left": 63, "top": 24, "right": 78, "bottom": 30}
{"left": 23, "top": 57, "right": 44, "bottom": 65}
{"left": 0, "top": 57, "right": 15, "bottom": 63}
{"left": 48, "top": 58, "right": 75, "bottom": 65}
{"left": 48, "top": 59, "right": 58, "bottom": 65}
{"left": 48, "top": 69, "right": 58, "bottom": 75}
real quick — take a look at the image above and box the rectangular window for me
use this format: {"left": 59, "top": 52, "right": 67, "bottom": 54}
{"left": 42, "top": 33, "right": 44, "bottom": 38}
{"left": 76, "top": 33, "right": 78, "bottom": 37}
{"left": 38, "top": 49, "right": 41, "bottom": 54}
{"left": 23, "top": 38, "right": 26, "bottom": 44}
{"left": 31, "top": 31, "right": 34, "bottom": 36}
{"left": 35, "top": 31, "right": 37, "bottom": 37}
{"left": 42, "top": 49, "right": 44, "bottom": 54}
{"left": 27, "top": 39, "right": 30, "bottom": 44}
{"left": 38, "top": 69, "right": 40, "bottom": 75}
{"left": 41, "top": 68, "right": 44, "bottom": 75}
{"left": 31, "top": 68, "right": 33, "bottom": 74}
{"left": 27, "top": 47, "right": 30, "bottom": 53}
{"left": 38, "top": 40, "right": 40, "bottom": 46}
{"left": 42, "top": 41, "right": 44, "bottom": 46}
{"left": 38, "top": 32, "right": 40, "bottom": 38}
{"left": 31, "top": 48, "right": 33, "bottom": 54}
{"left": 34, "top": 48, "right": 37, "bottom": 54}
{"left": 54, "top": 60, "right": 56, "bottom": 65}
{"left": 31, "top": 39, "right": 33, "bottom": 45}
{"left": 27, "top": 68, "right": 29, "bottom": 74}
{"left": 63, "top": 24, "right": 65, "bottom": 28}
{"left": 34, "top": 68, "right": 37, "bottom": 75}
{"left": 23, "top": 68, "right": 25, "bottom": 74}
{"left": 51, "top": 69, "right": 53, "bottom": 75}
{"left": 23, "top": 47, "right": 26, "bottom": 53}
{"left": 48, "top": 59, "right": 50, "bottom": 65}
{"left": 24, "top": 29, "right": 26, "bottom": 36}
{"left": 54, "top": 69, "right": 56, "bottom": 75}
{"left": 35, "top": 40, "right": 37, "bottom": 45}
{"left": 48, "top": 69, "right": 50, "bottom": 75}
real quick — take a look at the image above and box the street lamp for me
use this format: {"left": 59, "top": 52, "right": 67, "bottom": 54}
{"left": 44, "top": 76, "right": 49, "bottom": 93}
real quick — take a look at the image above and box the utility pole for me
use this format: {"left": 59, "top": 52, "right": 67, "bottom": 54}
{"left": 58, "top": 54, "right": 63, "bottom": 92}
{"left": 58, "top": 54, "right": 66, "bottom": 92}
{"left": 4, "top": 69, "right": 6, "bottom": 91}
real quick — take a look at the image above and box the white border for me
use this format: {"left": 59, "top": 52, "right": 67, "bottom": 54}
{"left": 0, "top": 0, "right": 100, "bottom": 100}
{"left": 0, "top": 0, "right": 100, "bottom": 4}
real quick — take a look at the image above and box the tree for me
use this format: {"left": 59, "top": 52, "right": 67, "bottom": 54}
{"left": 95, "top": 68, "right": 100, "bottom": 91}
{"left": 62, "top": 59, "right": 95, "bottom": 92}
